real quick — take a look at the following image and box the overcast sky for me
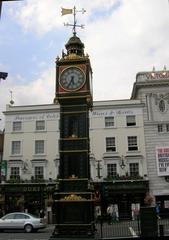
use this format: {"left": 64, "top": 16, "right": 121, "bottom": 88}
{"left": 0, "top": 0, "right": 169, "bottom": 129}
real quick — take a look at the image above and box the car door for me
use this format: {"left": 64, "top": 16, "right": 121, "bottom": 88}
{"left": 13, "top": 213, "right": 27, "bottom": 229}
{"left": 0, "top": 213, "right": 16, "bottom": 229}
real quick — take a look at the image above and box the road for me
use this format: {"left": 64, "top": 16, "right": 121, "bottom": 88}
{"left": 1, "top": 220, "right": 169, "bottom": 239}
{"left": 0, "top": 225, "right": 55, "bottom": 240}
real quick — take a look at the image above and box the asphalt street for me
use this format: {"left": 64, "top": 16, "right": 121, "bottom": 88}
{"left": 0, "top": 225, "right": 55, "bottom": 240}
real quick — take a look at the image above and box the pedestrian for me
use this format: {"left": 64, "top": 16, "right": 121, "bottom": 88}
{"left": 95, "top": 206, "right": 101, "bottom": 222}
{"left": 107, "top": 205, "right": 116, "bottom": 224}
{"left": 39, "top": 209, "right": 45, "bottom": 218}
{"left": 107, "top": 205, "right": 112, "bottom": 224}
{"left": 156, "top": 203, "right": 160, "bottom": 219}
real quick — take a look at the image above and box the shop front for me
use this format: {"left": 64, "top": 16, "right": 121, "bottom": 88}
{"left": 0, "top": 182, "right": 55, "bottom": 217}
{"left": 100, "top": 180, "right": 149, "bottom": 220}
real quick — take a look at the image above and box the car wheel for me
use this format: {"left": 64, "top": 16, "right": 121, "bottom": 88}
{"left": 24, "top": 224, "right": 33, "bottom": 233}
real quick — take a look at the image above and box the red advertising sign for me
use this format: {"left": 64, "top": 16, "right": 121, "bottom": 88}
{"left": 156, "top": 147, "right": 169, "bottom": 176}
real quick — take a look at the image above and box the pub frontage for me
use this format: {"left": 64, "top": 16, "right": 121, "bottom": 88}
{"left": 0, "top": 182, "right": 56, "bottom": 220}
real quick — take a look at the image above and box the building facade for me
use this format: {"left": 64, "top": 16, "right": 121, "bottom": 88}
{"left": 3, "top": 104, "right": 60, "bottom": 182}
{"left": 90, "top": 99, "right": 147, "bottom": 181}
{"left": 131, "top": 69, "right": 169, "bottom": 216}
{"left": 1, "top": 98, "right": 149, "bottom": 220}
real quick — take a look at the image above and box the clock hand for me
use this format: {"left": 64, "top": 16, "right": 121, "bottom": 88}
{"left": 68, "top": 76, "right": 75, "bottom": 87}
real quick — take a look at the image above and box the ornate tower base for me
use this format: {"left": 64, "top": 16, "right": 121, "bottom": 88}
{"left": 49, "top": 179, "right": 95, "bottom": 239}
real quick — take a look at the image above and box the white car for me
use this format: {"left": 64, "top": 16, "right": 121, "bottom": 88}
{"left": 0, "top": 212, "right": 46, "bottom": 233}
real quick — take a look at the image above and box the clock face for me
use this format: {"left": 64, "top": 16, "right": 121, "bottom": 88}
{"left": 59, "top": 67, "right": 85, "bottom": 91}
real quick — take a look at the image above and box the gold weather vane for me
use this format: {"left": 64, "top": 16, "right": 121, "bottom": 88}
{"left": 61, "top": 6, "right": 86, "bottom": 35}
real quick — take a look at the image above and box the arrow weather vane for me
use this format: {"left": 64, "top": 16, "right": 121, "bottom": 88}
{"left": 61, "top": 6, "right": 86, "bottom": 36}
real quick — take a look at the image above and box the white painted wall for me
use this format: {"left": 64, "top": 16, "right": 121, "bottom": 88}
{"left": 3, "top": 100, "right": 147, "bottom": 182}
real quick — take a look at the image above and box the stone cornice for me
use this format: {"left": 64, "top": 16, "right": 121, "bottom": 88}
{"left": 131, "top": 80, "right": 169, "bottom": 99}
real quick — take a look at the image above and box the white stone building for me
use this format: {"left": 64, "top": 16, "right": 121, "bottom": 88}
{"left": 90, "top": 99, "right": 147, "bottom": 181}
{"left": 3, "top": 104, "right": 60, "bottom": 181}
{"left": 3, "top": 99, "right": 147, "bottom": 183}
{"left": 131, "top": 69, "right": 169, "bottom": 214}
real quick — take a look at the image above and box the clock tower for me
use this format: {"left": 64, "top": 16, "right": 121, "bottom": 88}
{"left": 50, "top": 7, "right": 95, "bottom": 239}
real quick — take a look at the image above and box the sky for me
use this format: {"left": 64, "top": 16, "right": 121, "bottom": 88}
{"left": 0, "top": 0, "right": 169, "bottom": 129}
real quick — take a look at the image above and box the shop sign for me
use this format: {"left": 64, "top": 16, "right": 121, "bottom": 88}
{"left": 137, "top": 71, "right": 169, "bottom": 82}
{"left": 91, "top": 108, "right": 142, "bottom": 118}
{"left": 156, "top": 147, "right": 169, "bottom": 176}
{"left": 6, "top": 112, "right": 59, "bottom": 122}
{"left": 4, "top": 184, "right": 54, "bottom": 193}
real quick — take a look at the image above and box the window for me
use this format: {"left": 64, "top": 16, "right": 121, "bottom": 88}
{"left": 68, "top": 116, "right": 78, "bottom": 137}
{"left": 166, "top": 124, "right": 169, "bottom": 132}
{"left": 106, "top": 137, "right": 116, "bottom": 152}
{"left": 15, "top": 214, "right": 29, "bottom": 219}
{"left": 126, "top": 115, "right": 136, "bottom": 126}
{"left": 157, "top": 124, "right": 169, "bottom": 133}
{"left": 35, "top": 140, "right": 44, "bottom": 154}
{"left": 129, "top": 163, "right": 139, "bottom": 176}
{"left": 128, "top": 136, "right": 138, "bottom": 151}
{"left": 3, "top": 213, "right": 15, "bottom": 220}
{"left": 105, "top": 117, "right": 114, "bottom": 127}
{"left": 35, "top": 166, "right": 44, "bottom": 179}
{"left": 10, "top": 167, "right": 20, "bottom": 179}
{"left": 107, "top": 164, "right": 117, "bottom": 177}
{"left": 11, "top": 141, "right": 21, "bottom": 155}
{"left": 13, "top": 121, "right": 22, "bottom": 131}
{"left": 159, "top": 100, "right": 166, "bottom": 112}
{"left": 36, "top": 120, "right": 45, "bottom": 131}
{"left": 158, "top": 124, "right": 163, "bottom": 132}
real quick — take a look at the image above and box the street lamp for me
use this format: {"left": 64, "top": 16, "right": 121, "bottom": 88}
{"left": 0, "top": 72, "right": 8, "bottom": 80}
{"left": 96, "top": 160, "right": 102, "bottom": 179}
{"left": 120, "top": 155, "right": 126, "bottom": 169}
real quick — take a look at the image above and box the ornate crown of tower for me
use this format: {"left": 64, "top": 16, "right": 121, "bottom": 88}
{"left": 65, "top": 33, "right": 84, "bottom": 57}
{"left": 54, "top": 7, "right": 93, "bottom": 108}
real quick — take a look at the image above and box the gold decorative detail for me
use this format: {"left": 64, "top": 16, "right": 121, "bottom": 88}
{"left": 69, "top": 134, "right": 78, "bottom": 138}
{"left": 62, "top": 194, "right": 86, "bottom": 201}
{"left": 64, "top": 53, "right": 80, "bottom": 60}
{"left": 69, "top": 174, "right": 78, "bottom": 179}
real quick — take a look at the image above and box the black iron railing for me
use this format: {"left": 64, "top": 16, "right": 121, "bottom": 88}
{"left": 95, "top": 216, "right": 169, "bottom": 239}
